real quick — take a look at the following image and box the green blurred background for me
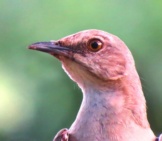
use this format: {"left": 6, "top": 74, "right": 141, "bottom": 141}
{"left": 0, "top": 0, "right": 162, "bottom": 141}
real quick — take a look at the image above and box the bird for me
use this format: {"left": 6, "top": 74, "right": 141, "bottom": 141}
{"left": 28, "top": 29, "right": 161, "bottom": 141}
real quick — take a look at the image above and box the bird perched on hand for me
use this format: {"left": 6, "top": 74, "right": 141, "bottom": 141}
{"left": 29, "top": 29, "right": 161, "bottom": 141}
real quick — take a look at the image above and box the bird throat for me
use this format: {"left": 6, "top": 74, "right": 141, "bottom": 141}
{"left": 69, "top": 77, "right": 152, "bottom": 141}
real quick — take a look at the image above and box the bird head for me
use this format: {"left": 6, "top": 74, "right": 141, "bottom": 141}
{"left": 29, "top": 30, "right": 135, "bottom": 89}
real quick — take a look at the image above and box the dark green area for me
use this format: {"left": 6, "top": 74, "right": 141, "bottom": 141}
{"left": 0, "top": 1, "right": 162, "bottom": 141}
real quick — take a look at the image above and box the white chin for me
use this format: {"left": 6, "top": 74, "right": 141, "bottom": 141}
{"left": 61, "top": 59, "right": 89, "bottom": 88}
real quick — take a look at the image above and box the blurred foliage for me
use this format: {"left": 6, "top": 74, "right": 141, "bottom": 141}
{"left": 0, "top": 0, "right": 162, "bottom": 141}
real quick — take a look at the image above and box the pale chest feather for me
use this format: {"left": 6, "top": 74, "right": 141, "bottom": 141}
{"left": 69, "top": 91, "right": 155, "bottom": 141}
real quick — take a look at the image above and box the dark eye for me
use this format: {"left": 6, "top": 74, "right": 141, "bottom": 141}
{"left": 88, "top": 39, "right": 103, "bottom": 52}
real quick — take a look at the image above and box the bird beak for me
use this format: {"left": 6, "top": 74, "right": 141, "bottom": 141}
{"left": 28, "top": 41, "right": 72, "bottom": 59}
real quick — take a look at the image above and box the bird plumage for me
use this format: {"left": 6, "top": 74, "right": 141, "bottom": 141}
{"left": 29, "top": 29, "right": 161, "bottom": 141}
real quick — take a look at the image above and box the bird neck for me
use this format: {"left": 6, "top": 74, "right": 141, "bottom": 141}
{"left": 69, "top": 73, "right": 154, "bottom": 140}
{"left": 81, "top": 72, "right": 150, "bottom": 128}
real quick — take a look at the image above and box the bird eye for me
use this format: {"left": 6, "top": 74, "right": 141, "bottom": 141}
{"left": 88, "top": 39, "right": 103, "bottom": 52}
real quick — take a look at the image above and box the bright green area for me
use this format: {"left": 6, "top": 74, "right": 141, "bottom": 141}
{"left": 0, "top": 1, "right": 162, "bottom": 141}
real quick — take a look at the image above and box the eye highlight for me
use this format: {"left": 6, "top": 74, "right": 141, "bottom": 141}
{"left": 88, "top": 39, "right": 103, "bottom": 52}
